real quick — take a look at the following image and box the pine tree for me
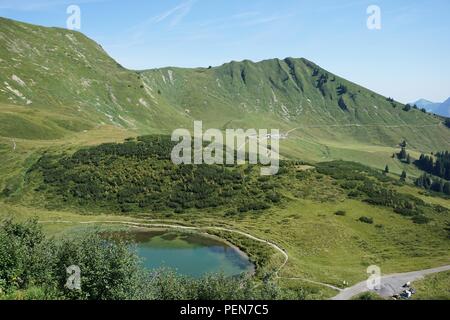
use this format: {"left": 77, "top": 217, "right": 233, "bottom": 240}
{"left": 400, "top": 170, "right": 407, "bottom": 181}
{"left": 415, "top": 151, "right": 450, "bottom": 180}
{"left": 338, "top": 96, "right": 348, "bottom": 111}
{"left": 398, "top": 147, "right": 407, "bottom": 160}
{"left": 444, "top": 182, "right": 450, "bottom": 195}
{"left": 424, "top": 175, "right": 432, "bottom": 189}
{"left": 445, "top": 119, "right": 450, "bottom": 129}
{"left": 384, "top": 165, "right": 389, "bottom": 174}
{"left": 431, "top": 180, "right": 444, "bottom": 193}
{"left": 415, "top": 174, "right": 424, "bottom": 188}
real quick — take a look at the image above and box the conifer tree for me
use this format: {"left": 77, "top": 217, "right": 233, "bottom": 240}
{"left": 400, "top": 170, "right": 407, "bottom": 182}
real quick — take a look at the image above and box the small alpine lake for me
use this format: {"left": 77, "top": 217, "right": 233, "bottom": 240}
{"left": 116, "top": 230, "right": 255, "bottom": 278}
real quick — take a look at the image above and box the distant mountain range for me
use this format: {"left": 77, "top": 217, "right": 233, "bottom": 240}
{"left": 411, "top": 98, "right": 450, "bottom": 117}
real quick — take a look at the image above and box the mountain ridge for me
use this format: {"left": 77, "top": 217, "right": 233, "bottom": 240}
{"left": 1, "top": 16, "right": 449, "bottom": 164}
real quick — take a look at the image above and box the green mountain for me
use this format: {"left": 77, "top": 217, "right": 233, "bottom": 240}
{"left": 1, "top": 16, "right": 449, "bottom": 165}
{"left": 1, "top": 17, "right": 449, "bottom": 300}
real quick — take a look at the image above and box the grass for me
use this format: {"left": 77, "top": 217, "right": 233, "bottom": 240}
{"left": 231, "top": 198, "right": 449, "bottom": 287}
{"left": 0, "top": 16, "right": 449, "bottom": 300}
{"left": 1, "top": 132, "right": 449, "bottom": 300}
{"left": 397, "top": 185, "right": 450, "bottom": 209}
{"left": 276, "top": 278, "right": 338, "bottom": 300}
{"left": 411, "top": 271, "right": 450, "bottom": 300}
{"left": 2, "top": 192, "right": 448, "bottom": 299}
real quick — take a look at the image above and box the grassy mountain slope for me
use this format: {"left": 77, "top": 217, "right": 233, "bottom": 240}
{"left": 145, "top": 58, "right": 430, "bottom": 127}
{"left": 0, "top": 17, "right": 449, "bottom": 299}
{"left": 141, "top": 59, "right": 450, "bottom": 172}
{"left": 1, "top": 17, "right": 449, "bottom": 162}
{"left": 0, "top": 17, "right": 190, "bottom": 136}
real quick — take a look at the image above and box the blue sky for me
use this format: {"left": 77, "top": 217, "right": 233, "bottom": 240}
{"left": 1, "top": 0, "right": 449, "bottom": 103}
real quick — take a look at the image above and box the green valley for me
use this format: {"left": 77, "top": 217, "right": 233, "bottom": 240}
{"left": 0, "top": 16, "right": 449, "bottom": 301}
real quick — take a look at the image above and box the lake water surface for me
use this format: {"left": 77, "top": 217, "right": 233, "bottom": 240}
{"left": 126, "top": 230, "right": 254, "bottom": 278}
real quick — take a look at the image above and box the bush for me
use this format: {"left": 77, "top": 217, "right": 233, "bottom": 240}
{"left": 394, "top": 207, "right": 422, "bottom": 217}
{"left": 340, "top": 181, "right": 359, "bottom": 190}
{"left": 338, "top": 96, "right": 348, "bottom": 112}
{"left": 403, "top": 104, "right": 412, "bottom": 112}
{"left": 266, "top": 192, "right": 281, "bottom": 203}
{"left": 0, "top": 219, "right": 56, "bottom": 292}
{"left": 444, "top": 119, "right": 450, "bottom": 129}
{"left": 348, "top": 190, "right": 362, "bottom": 198}
{"left": 224, "top": 209, "right": 238, "bottom": 217}
{"left": 353, "top": 291, "right": 383, "bottom": 300}
{"left": 359, "top": 216, "right": 374, "bottom": 224}
{"left": 334, "top": 210, "right": 346, "bottom": 216}
{"left": 412, "top": 215, "right": 431, "bottom": 225}
{"left": 337, "top": 84, "right": 347, "bottom": 95}
{"left": 29, "top": 135, "right": 281, "bottom": 214}
{"left": 147, "top": 269, "right": 280, "bottom": 300}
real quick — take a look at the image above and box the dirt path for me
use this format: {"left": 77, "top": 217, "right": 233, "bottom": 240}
{"left": 39, "top": 219, "right": 339, "bottom": 289}
{"left": 285, "top": 123, "right": 442, "bottom": 134}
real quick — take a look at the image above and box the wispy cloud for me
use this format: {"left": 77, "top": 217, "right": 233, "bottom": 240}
{"left": 154, "top": 0, "right": 196, "bottom": 27}
{"left": 196, "top": 10, "right": 294, "bottom": 32}
{"left": 108, "top": 3, "right": 292, "bottom": 51}
{"left": 197, "top": 11, "right": 259, "bottom": 28}
{"left": 133, "top": 1, "right": 196, "bottom": 35}
{"left": 199, "top": 11, "right": 296, "bottom": 40}
{"left": 241, "top": 13, "right": 294, "bottom": 27}
{"left": 107, "top": 0, "right": 197, "bottom": 49}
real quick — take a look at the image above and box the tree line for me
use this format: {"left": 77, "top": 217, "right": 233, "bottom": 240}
{"left": 415, "top": 174, "right": 450, "bottom": 195}
{"left": 415, "top": 151, "right": 450, "bottom": 181}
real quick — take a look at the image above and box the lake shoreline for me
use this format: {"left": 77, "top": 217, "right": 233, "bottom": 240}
{"left": 121, "top": 226, "right": 256, "bottom": 277}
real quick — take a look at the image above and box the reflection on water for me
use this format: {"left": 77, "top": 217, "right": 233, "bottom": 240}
{"left": 117, "top": 230, "right": 255, "bottom": 278}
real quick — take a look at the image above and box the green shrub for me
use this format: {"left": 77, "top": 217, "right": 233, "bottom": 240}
{"left": 444, "top": 119, "right": 450, "bottom": 129}
{"left": 394, "top": 207, "right": 422, "bottom": 217}
{"left": 353, "top": 291, "right": 383, "bottom": 300}
{"left": 412, "top": 215, "right": 431, "bottom": 225}
{"left": 359, "top": 216, "right": 374, "bottom": 224}
{"left": 224, "top": 209, "right": 238, "bottom": 217}
{"left": 0, "top": 219, "right": 57, "bottom": 292}
{"left": 29, "top": 135, "right": 282, "bottom": 214}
